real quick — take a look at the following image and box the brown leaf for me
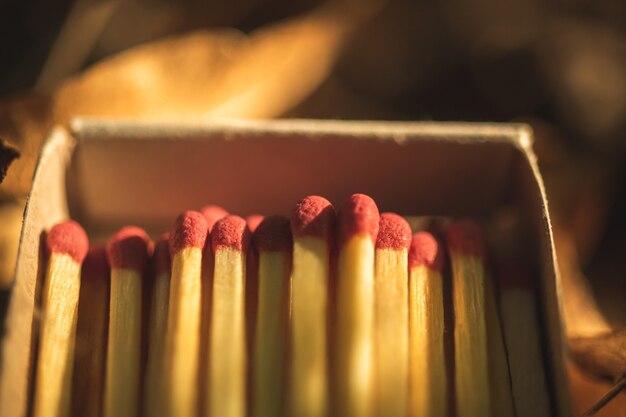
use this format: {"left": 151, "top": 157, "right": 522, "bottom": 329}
{"left": 0, "top": 93, "right": 52, "bottom": 198}
{"left": 553, "top": 227, "right": 613, "bottom": 338}
{"left": 570, "top": 330, "right": 626, "bottom": 381}
{"left": 0, "top": 202, "right": 24, "bottom": 289}
{"left": 52, "top": 5, "right": 359, "bottom": 120}
{"left": 0, "top": 4, "right": 363, "bottom": 200}
{"left": 0, "top": 140, "right": 20, "bottom": 184}
{"left": 568, "top": 361, "right": 626, "bottom": 417}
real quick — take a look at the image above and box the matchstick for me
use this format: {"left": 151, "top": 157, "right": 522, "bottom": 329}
{"left": 498, "top": 262, "right": 551, "bottom": 417}
{"left": 446, "top": 220, "right": 491, "bottom": 417}
{"left": 335, "top": 193, "right": 379, "bottom": 417}
{"left": 408, "top": 231, "right": 446, "bottom": 417}
{"left": 33, "top": 220, "right": 88, "bottom": 417}
{"left": 143, "top": 234, "right": 171, "bottom": 417}
{"left": 165, "top": 211, "right": 208, "bottom": 417}
{"left": 289, "top": 196, "right": 335, "bottom": 417}
{"left": 485, "top": 268, "right": 515, "bottom": 417}
{"left": 104, "top": 226, "right": 152, "bottom": 417}
{"left": 373, "top": 213, "right": 411, "bottom": 417}
{"left": 246, "top": 213, "right": 263, "bottom": 391}
{"left": 253, "top": 216, "right": 292, "bottom": 417}
{"left": 207, "top": 215, "right": 250, "bottom": 417}
{"left": 199, "top": 205, "right": 228, "bottom": 415}
{"left": 71, "top": 246, "right": 109, "bottom": 417}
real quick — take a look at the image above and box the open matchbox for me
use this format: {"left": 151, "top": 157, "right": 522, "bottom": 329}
{"left": 0, "top": 118, "right": 571, "bottom": 416}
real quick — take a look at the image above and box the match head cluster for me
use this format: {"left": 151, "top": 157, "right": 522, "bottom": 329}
{"left": 42, "top": 197, "right": 526, "bottom": 417}
{"left": 49, "top": 194, "right": 489, "bottom": 279}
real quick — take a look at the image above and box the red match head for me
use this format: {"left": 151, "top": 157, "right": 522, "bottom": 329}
{"left": 201, "top": 205, "right": 229, "bottom": 231}
{"left": 376, "top": 213, "right": 411, "bottom": 250}
{"left": 169, "top": 211, "right": 208, "bottom": 257}
{"left": 290, "top": 195, "right": 335, "bottom": 241}
{"left": 46, "top": 220, "right": 89, "bottom": 263}
{"left": 106, "top": 226, "right": 153, "bottom": 272}
{"left": 212, "top": 215, "right": 250, "bottom": 252}
{"left": 409, "top": 231, "right": 444, "bottom": 271}
{"left": 81, "top": 245, "right": 109, "bottom": 280}
{"left": 445, "top": 219, "right": 486, "bottom": 261}
{"left": 254, "top": 216, "right": 293, "bottom": 252}
{"left": 246, "top": 215, "right": 265, "bottom": 234}
{"left": 338, "top": 193, "right": 380, "bottom": 246}
{"left": 154, "top": 233, "right": 171, "bottom": 275}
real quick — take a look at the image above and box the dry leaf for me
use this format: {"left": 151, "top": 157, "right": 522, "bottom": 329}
{"left": 0, "top": 140, "right": 20, "bottom": 184}
{"left": 0, "top": 93, "right": 52, "bottom": 199}
{"left": 51, "top": 29, "right": 246, "bottom": 119}
{"left": 570, "top": 330, "right": 626, "bottom": 380}
{"left": 568, "top": 362, "right": 626, "bottom": 417}
{"left": 1, "top": 3, "right": 363, "bottom": 200}
{"left": 0, "top": 202, "right": 23, "bottom": 288}
{"left": 554, "top": 227, "right": 612, "bottom": 338}
{"left": 554, "top": 226, "right": 626, "bottom": 391}
{"left": 52, "top": 4, "right": 359, "bottom": 120}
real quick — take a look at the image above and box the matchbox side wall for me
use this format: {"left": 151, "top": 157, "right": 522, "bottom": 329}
{"left": 0, "top": 119, "right": 571, "bottom": 417}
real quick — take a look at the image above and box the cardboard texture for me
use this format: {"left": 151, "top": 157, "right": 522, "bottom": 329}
{"left": 0, "top": 118, "right": 571, "bottom": 417}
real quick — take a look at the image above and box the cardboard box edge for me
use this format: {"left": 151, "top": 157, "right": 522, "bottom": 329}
{"left": 0, "top": 126, "right": 74, "bottom": 417}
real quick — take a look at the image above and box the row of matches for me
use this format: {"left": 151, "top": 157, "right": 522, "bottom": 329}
{"left": 33, "top": 193, "right": 551, "bottom": 417}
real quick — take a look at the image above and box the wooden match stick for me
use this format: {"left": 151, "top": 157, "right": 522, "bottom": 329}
{"left": 143, "top": 234, "right": 171, "bottom": 417}
{"left": 207, "top": 215, "right": 250, "bottom": 417}
{"left": 33, "top": 220, "right": 88, "bottom": 417}
{"left": 448, "top": 220, "right": 515, "bottom": 417}
{"left": 485, "top": 268, "right": 515, "bottom": 417}
{"left": 446, "top": 220, "right": 491, "bottom": 417}
{"left": 253, "top": 216, "right": 292, "bottom": 417}
{"left": 373, "top": 213, "right": 411, "bottom": 417}
{"left": 71, "top": 246, "right": 109, "bottom": 417}
{"left": 289, "top": 196, "right": 335, "bottom": 417}
{"left": 498, "top": 262, "right": 551, "bottom": 417}
{"left": 199, "top": 205, "right": 228, "bottom": 416}
{"left": 165, "top": 211, "right": 208, "bottom": 417}
{"left": 335, "top": 193, "right": 379, "bottom": 417}
{"left": 408, "top": 231, "right": 446, "bottom": 417}
{"left": 246, "top": 214, "right": 264, "bottom": 413}
{"left": 104, "top": 226, "right": 152, "bottom": 417}
{"left": 246, "top": 213, "right": 264, "bottom": 378}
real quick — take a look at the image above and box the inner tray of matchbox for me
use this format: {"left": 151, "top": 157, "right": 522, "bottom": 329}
{"left": 61, "top": 127, "right": 567, "bottom": 415}
{"left": 66, "top": 130, "right": 520, "bottom": 237}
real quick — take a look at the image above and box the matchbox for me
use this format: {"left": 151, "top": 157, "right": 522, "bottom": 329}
{"left": 0, "top": 118, "right": 571, "bottom": 416}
